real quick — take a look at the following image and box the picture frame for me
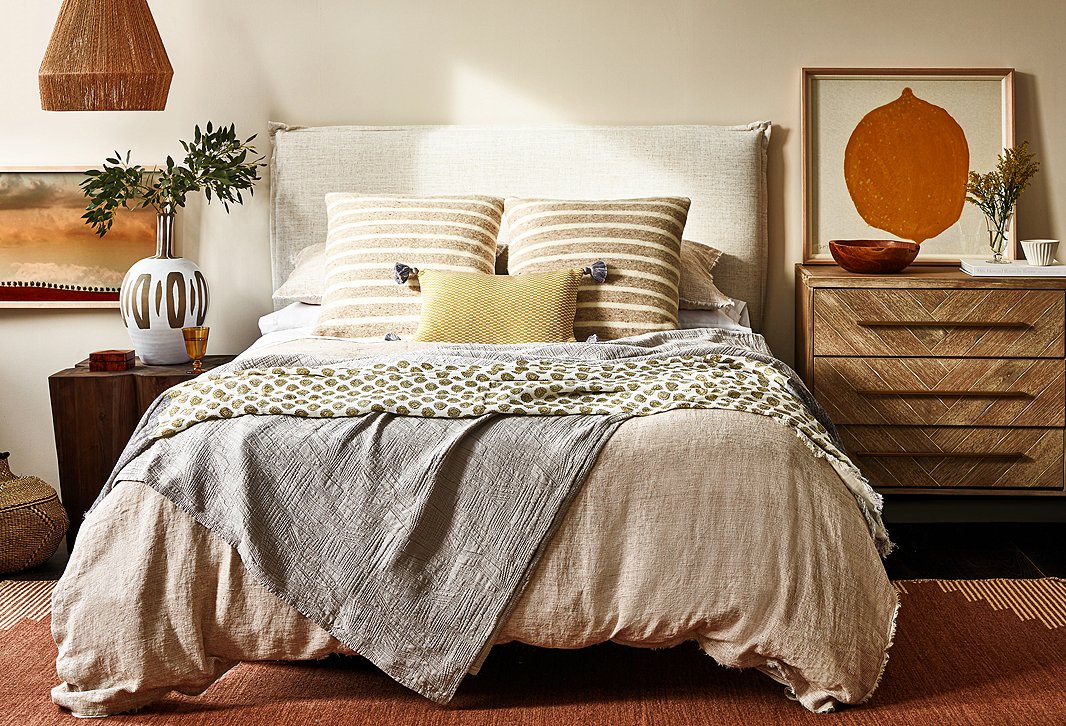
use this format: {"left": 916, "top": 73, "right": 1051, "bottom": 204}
{"left": 802, "top": 68, "right": 1016, "bottom": 264}
{"left": 0, "top": 166, "right": 156, "bottom": 308}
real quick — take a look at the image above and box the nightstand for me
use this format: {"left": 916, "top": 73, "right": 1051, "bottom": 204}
{"left": 796, "top": 264, "right": 1066, "bottom": 497}
{"left": 48, "top": 355, "right": 235, "bottom": 551}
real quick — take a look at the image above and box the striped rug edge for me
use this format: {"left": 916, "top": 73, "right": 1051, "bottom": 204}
{"left": 0, "top": 580, "right": 56, "bottom": 630}
{"left": 893, "top": 577, "right": 1066, "bottom": 629}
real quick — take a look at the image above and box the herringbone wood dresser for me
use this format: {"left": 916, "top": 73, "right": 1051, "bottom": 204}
{"left": 796, "top": 264, "right": 1066, "bottom": 496}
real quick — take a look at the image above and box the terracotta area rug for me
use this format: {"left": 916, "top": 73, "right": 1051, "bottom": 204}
{"left": 2, "top": 578, "right": 1064, "bottom": 725}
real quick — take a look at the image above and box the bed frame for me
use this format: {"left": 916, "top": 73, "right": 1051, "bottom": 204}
{"left": 269, "top": 123, "right": 770, "bottom": 330}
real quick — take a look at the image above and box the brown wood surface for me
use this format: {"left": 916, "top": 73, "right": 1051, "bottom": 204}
{"left": 48, "top": 355, "right": 234, "bottom": 552}
{"left": 797, "top": 264, "right": 1066, "bottom": 496}
{"left": 837, "top": 425, "right": 1063, "bottom": 490}
{"left": 813, "top": 357, "right": 1065, "bottom": 427}
{"left": 48, "top": 375, "right": 140, "bottom": 552}
{"left": 799, "top": 263, "right": 1066, "bottom": 289}
{"left": 795, "top": 272, "right": 814, "bottom": 382}
{"left": 813, "top": 288, "right": 1064, "bottom": 358}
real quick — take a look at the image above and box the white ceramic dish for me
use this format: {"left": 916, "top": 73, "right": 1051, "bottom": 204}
{"left": 1021, "top": 239, "right": 1060, "bottom": 266}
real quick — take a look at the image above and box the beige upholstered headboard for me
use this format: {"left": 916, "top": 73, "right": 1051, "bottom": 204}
{"left": 269, "top": 123, "right": 770, "bottom": 330}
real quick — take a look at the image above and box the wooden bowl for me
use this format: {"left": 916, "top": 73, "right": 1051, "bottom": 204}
{"left": 828, "top": 239, "right": 920, "bottom": 274}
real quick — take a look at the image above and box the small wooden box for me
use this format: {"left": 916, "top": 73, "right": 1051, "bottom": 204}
{"left": 88, "top": 349, "right": 135, "bottom": 372}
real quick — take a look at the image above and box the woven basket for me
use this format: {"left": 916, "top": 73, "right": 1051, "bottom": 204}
{"left": 0, "top": 452, "right": 68, "bottom": 574}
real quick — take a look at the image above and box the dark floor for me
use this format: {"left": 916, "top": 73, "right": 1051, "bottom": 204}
{"left": 9, "top": 523, "right": 1065, "bottom": 582}
{"left": 883, "top": 522, "right": 1065, "bottom": 579}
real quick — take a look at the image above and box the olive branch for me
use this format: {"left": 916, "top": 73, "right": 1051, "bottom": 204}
{"left": 80, "top": 122, "right": 264, "bottom": 237}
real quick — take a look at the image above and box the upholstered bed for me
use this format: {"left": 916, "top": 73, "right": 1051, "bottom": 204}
{"left": 51, "top": 124, "right": 897, "bottom": 717}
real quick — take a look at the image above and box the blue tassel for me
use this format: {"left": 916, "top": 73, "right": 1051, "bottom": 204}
{"left": 583, "top": 260, "right": 607, "bottom": 283}
{"left": 394, "top": 263, "right": 417, "bottom": 285}
{"left": 384, "top": 332, "right": 400, "bottom": 341}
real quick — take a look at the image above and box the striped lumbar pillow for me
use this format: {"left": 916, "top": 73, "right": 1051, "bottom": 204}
{"left": 504, "top": 197, "right": 690, "bottom": 340}
{"left": 313, "top": 194, "right": 504, "bottom": 340}
{"left": 396, "top": 262, "right": 606, "bottom": 344}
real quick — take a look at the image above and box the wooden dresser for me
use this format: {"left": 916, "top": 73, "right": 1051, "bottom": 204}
{"left": 796, "top": 264, "right": 1066, "bottom": 497}
{"left": 48, "top": 355, "right": 235, "bottom": 552}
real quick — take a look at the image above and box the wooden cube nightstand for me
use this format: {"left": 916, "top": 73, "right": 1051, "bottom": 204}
{"left": 796, "top": 264, "right": 1066, "bottom": 497}
{"left": 48, "top": 355, "right": 235, "bottom": 552}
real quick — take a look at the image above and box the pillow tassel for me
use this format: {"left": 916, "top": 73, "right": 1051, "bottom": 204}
{"left": 583, "top": 261, "right": 608, "bottom": 283}
{"left": 394, "top": 263, "right": 418, "bottom": 285}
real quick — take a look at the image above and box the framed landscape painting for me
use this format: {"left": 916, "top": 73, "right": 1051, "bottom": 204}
{"left": 0, "top": 167, "right": 155, "bottom": 308}
{"left": 802, "top": 68, "right": 1015, "bottom": 263}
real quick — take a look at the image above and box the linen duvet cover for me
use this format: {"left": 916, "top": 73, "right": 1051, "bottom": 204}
{"left": 51, "top": 329, "right": 898, "bottom": 716}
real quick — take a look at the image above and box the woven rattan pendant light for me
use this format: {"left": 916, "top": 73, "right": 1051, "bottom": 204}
{"left": 39, "top": 0, "right": 173, "bottom": 111}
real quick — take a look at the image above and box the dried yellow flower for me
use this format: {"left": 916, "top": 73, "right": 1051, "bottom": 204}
{"left": 965, "top": 142, "right": 1040, "bottom": 232}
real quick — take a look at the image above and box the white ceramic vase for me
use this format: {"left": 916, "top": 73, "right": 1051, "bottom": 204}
{"left": 119, "top": 213, "right": 209, "bottom": 365}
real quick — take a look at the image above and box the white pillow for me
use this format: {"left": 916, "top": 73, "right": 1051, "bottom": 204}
{"left": 273, "top": 243, "right": 325, "bottom": 305}
{"left": 677, "top": 300, "right": 750, "bottom": 331}
{"left": 258, "top": 302, "right": 321, "bottom": 335}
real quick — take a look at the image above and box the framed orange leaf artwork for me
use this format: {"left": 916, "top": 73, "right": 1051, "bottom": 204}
{"left": 0, "top": 167, "right": 156, "bottom": 308}
{"left": 802, "top": 68, "right": 1015, "bottom": 264}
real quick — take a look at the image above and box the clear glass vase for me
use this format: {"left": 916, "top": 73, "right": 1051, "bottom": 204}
{"left": 987, "top": 217, "right": 1011, "bottom": 263}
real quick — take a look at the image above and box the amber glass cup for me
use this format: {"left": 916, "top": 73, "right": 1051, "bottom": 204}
{"left": 182, "top": 326, "right": 210, "bottom": 374}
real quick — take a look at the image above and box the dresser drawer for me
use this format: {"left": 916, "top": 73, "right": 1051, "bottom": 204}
{"left": 813, "top": 288, "right": 1064, "bottom": 358}
{"left": 838, "top": 425, "right": 1064, "bottom": 490}
{"left": 814, "top": 357, "right": 1065, "bottom": 427}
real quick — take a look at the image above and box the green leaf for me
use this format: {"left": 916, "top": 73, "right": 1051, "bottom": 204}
{"left": 83, "top": 121, "right": 262, "bottom": 231}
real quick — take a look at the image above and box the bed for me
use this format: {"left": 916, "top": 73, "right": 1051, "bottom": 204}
{"left": 50, "top": 124, "right": 898, "bottom": 717}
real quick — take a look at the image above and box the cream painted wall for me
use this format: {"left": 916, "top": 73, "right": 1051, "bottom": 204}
{"left": 1, "top": 0, "right": 1064, "bottom": 492}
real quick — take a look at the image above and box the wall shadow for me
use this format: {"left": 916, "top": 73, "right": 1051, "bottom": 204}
{"left": 765, "top": 123, "right": 790, "bottom": 360}
{"left": 1014, "top": 72, "right": 1055, "bottom": 244}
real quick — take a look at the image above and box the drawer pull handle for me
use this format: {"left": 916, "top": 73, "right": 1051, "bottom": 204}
{"left": 853, "top": 451, "right": 1024, "bottom": 459}
{"left": 856, "top": 320, "right": 1031, "bottom": 329}
{"left": 854, "top": 389, "right": 1033, "bottom": 399}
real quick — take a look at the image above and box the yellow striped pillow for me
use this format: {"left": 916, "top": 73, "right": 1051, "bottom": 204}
{"left": 400, "top": 266, "right": 600, "bottom": 344}
{"left": 504, "top": 197, "right": 690, "bottom": 340}
{"left": 313, "top": 194, "right": 504, "bottom": 340}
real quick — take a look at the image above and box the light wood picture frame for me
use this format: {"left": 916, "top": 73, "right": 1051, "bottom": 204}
{"left": 802, "top": 68, "right": 1016, "bottom": 264}
{"left": 0, "top": 166, "right": 156, "bottom": 308}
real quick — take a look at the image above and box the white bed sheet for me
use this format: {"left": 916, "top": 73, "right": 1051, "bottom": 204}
{"left": 255, "top": 301, "right": 753, "bottom": 352}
